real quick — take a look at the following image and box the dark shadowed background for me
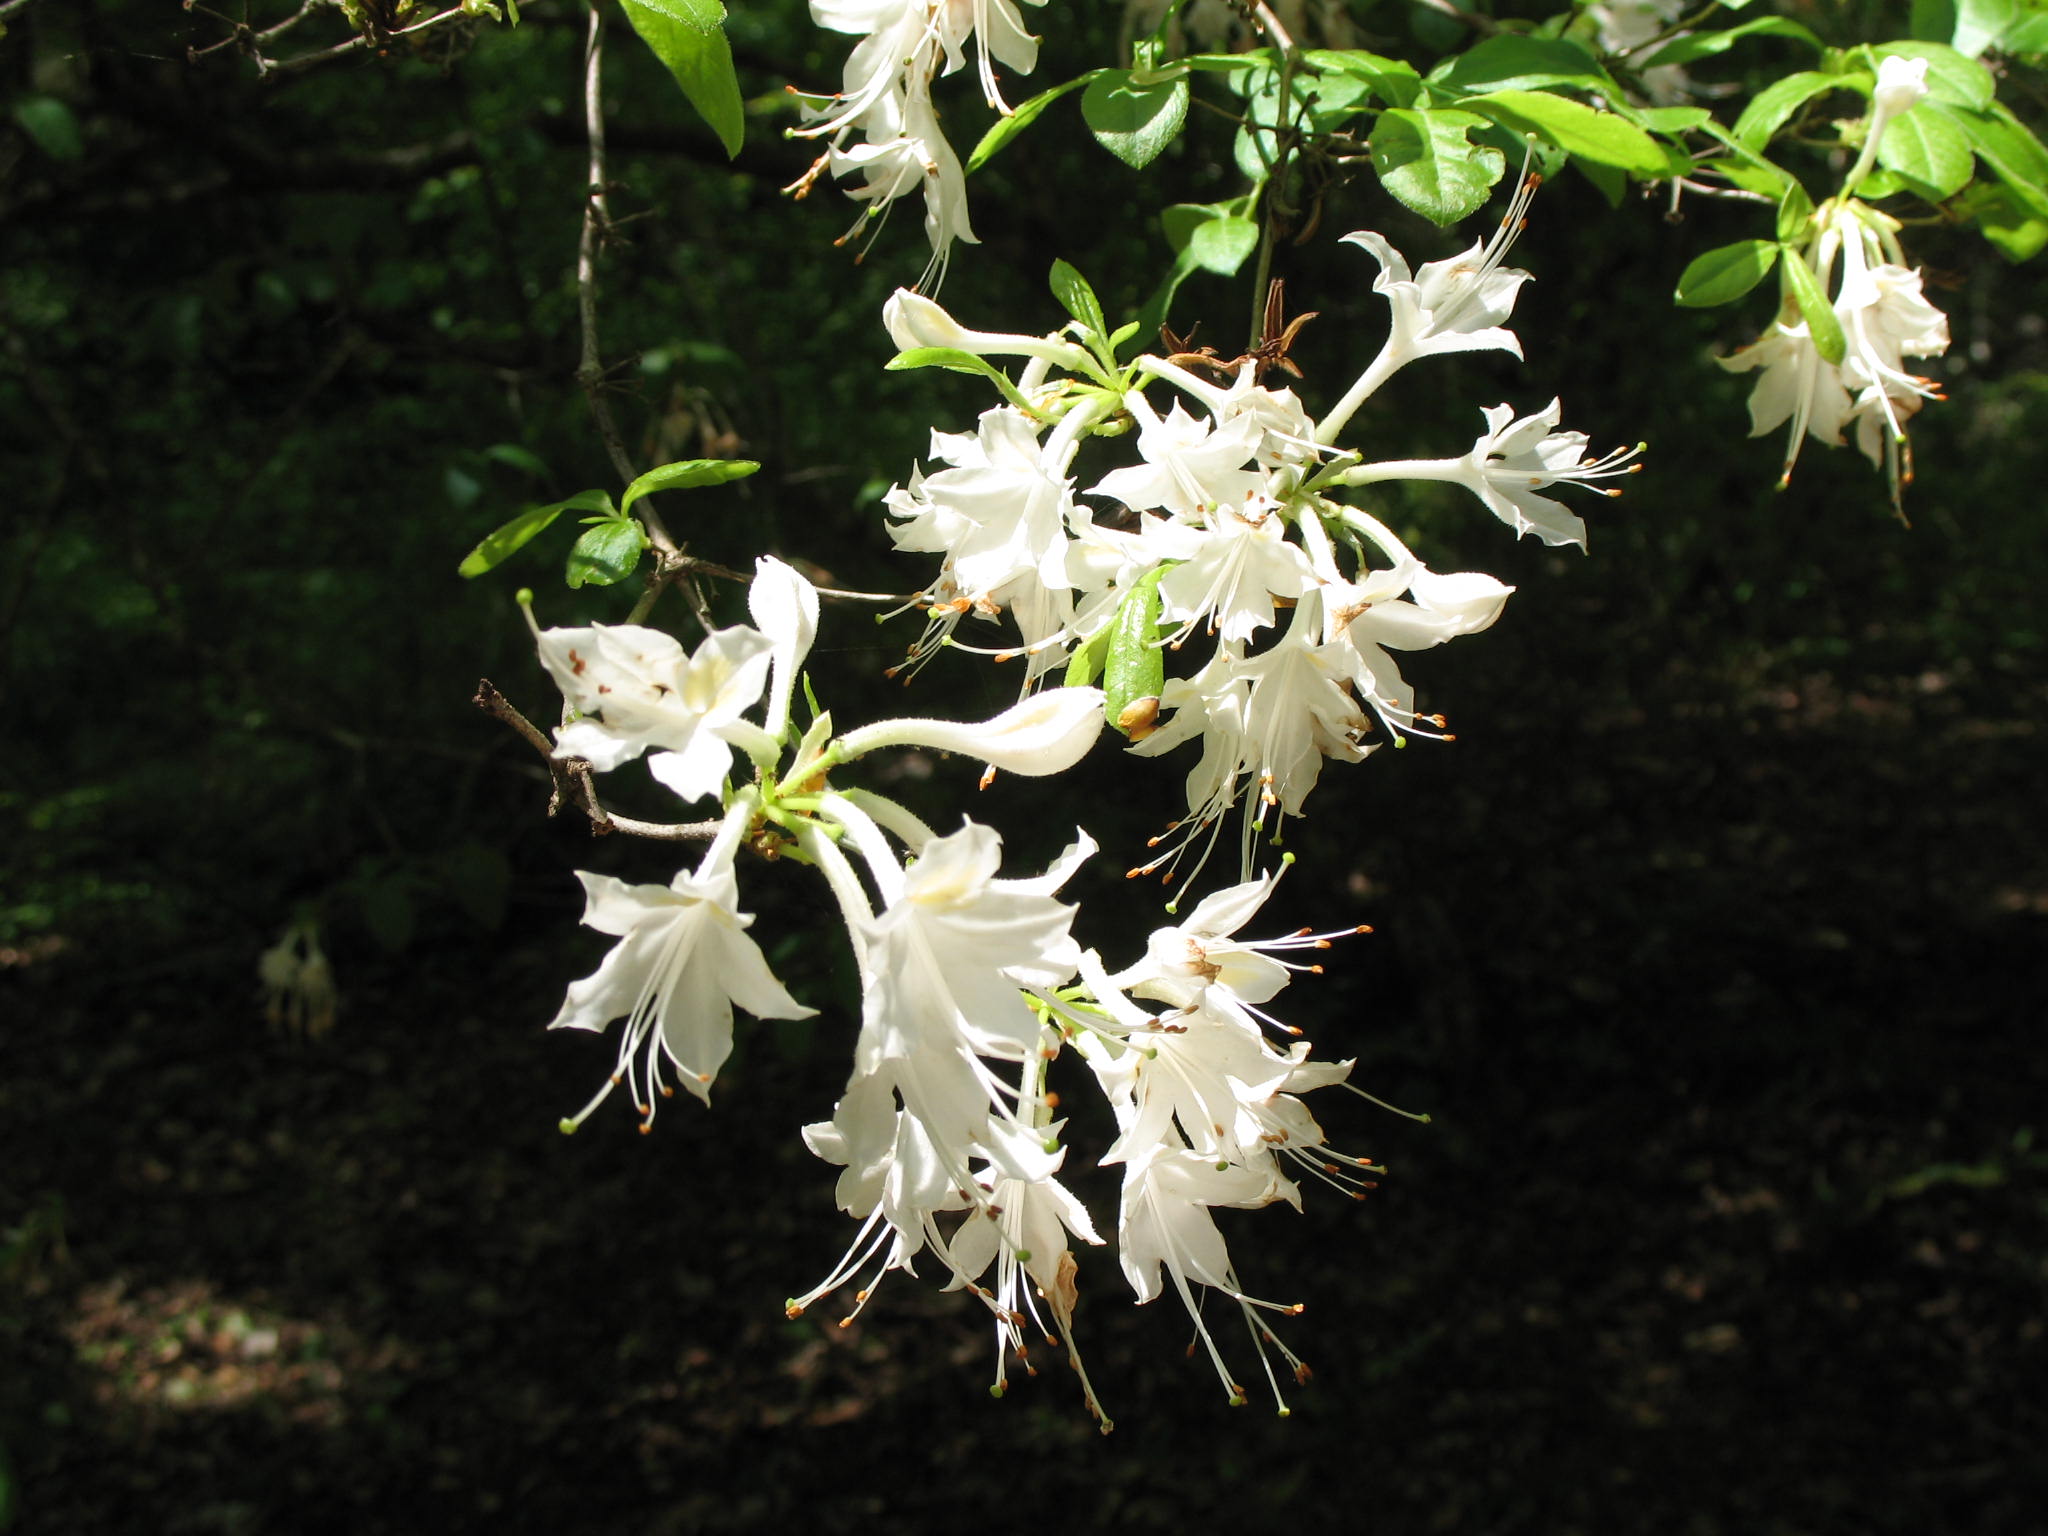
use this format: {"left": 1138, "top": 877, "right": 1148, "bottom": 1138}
{"left": 4, "top": 1, "right": 2044, "bottom": 1532}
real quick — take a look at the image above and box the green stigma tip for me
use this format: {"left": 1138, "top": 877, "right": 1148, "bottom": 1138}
{"left": 557, "top": 1118, "right": 578, "bottom": 1135}
{"left": 516, "top": 587, "right": 535, "bottom": 607}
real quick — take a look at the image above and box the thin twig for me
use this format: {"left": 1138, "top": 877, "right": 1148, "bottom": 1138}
{"left": 472, "top": 679, "right": 720, "bottom": 842}
{"left": 256, "top": 4, "right": 472, "bottom": 80}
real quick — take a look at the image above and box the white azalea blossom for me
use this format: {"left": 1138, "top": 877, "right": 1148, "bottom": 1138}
{"left": 534, "top": 619, "right": 773, "bottom": 800}
{"left": 552, "top": 806, "right": 815, "bottom": 1129}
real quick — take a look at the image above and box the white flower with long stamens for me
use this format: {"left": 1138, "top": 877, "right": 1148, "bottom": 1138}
{"left": 1835, "top": 232, "right": 1949, "bottom": 474}
{"left": 1113, "top": 1140, "right": 1307, "bottom": 1410}
{"left": 1230, "top": 589, "right": 1370, "bottom": 821}
{"left": 1718, "top": 315, "right": 1854, "bottom": 482}
{"left": 944, "top": 1164, "right": 1109, "bottom": 1421}
{"left": 552, "top": 806, "right": 815, "bottom": 1132}
{"left": 533, "top": 618, "right": 773, "bottom": 800}
{"left": 1345, "top": 401, "right": 1640, "bottom": 548}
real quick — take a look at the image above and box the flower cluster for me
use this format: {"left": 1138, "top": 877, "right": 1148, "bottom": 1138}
{"left": 1720, "top": 56, "right": 1952, "bottom": 508}
{"left": 524, "top": 544, "right": 1410, "bottom": 1420}
{"left": 788, "top": 0, "right": 1044, "bottom": 287}
{"left": 877, "top": 186, "right": 1640, "bottom": 892}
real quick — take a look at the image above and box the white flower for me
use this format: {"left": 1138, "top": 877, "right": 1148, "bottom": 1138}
{"left": 1835, "top": 235, "right": 1949, "bottom": 468}
{"left": 1450, "top": 400, "right": 1640, "bottom": 548}
{"left": 1340, "top": 169, "right": 1537, "bottom": 366}
{"left": 535, "top": 620, "right": 772, "bottom": 801}
{"left": 883, "top": 290, "right": 1093, "bottom": 369}
{"left": 1146, "top": 497, "right": 1317, "bottom": 647}
{"left": 552, "top": 808, "right": 814, "bottom": 1129}
{"left": 1230, "top": 590, "right": 1370, "bottom": 818}
{"left": 1718, "top": 316, "right": 1855, "bottom": 482}
{"left": 836, "top": 686, "right": 1104, "bottom": 777}
{"left": 1873, "top": 54, "right": 1929, "bottom": 121}
{"left": 749, "top": 555, "right": 820, "bottom": 741}
{"left": 1090, "top": 398, "right": 1266, "bottom": 520}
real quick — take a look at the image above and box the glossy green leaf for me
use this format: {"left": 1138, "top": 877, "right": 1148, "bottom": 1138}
{"left": 565, "top": 518, "right": 649, "bottom": 589}
{"left": 967, "top": 71, "right": 1107, "bottom": 172}
{"left": 1675, "top": 240, "right": 1780, "bottom": 307}
{"left": 1459, "top": 89, "right": 1667, "bottom": 176}
{"left": 1049, "top": 259, "right": 1108, "bottom": 338}
{"left": 1781, "top": 245, "right": 1846, "bottom": 365}
{"left": 1187, "top": 213, "right": 1259, "bottom": 275}
{"left": 1081, "top": 70, "right": 1190, "bottom": 170}
{"left": 1955, "top": 179, "right": 2048, "bottom": 258}
{"left": 458, "top": 489, "right": 614, "bottom": 578}
{"left": 1936, "top": 99, "right": 2048, "bottom": 215}
{"left": 617, "top": 0, "right": 743, "bottom": 158}
{"left": 1302, "top": 48, "right": 1422, "bottom": 108}
{"left": 619, "top": 458, "right": 759, "bottom": 517}
{"left": 1733, "top": 70, "right": 1852, "bottom": 150}
{"left": 1431, "top": 34, "right": 1612, "bottom": 96}
{"left": 1643, "top": 16, "right": 1823, "bottom": 67}
{"left": 1368, "top": 109, "right": 1505, "bottom": 226}
{"left": 1879, "top": 101, "right": 1976, "bottom": 198}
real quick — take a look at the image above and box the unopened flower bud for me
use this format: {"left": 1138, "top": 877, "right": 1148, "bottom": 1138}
{"left": 837, "top": 687, "right": 1105, "bottom": 776}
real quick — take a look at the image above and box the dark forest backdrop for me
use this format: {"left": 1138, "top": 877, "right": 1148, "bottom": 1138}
{"left": 3, "top": 0, "right": 2045, "bottom": 1532}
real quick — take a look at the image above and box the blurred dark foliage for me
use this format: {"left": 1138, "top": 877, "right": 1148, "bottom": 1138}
{"left": 3, "top": 0, "right": 2045, "bottom": 1532}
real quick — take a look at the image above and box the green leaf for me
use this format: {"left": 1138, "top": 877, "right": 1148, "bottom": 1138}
{"left": 1103, "top": 567, "right": 1168, "bottom": 738}
{"left": 1733, "top": 70, "right": 1852, "bottom": 150}
{"left": 1302, "top": 48, "right": 1422, "bottom": 108}
{"left": 458, "top": 489, "right": 614, "bottom": 578}
{"left": 1458, "top": 89, "right": 1667, "bottom": 176}
{"left": 1935, "top": 99, "right": 2048, "bottom": 214}
{"left": 616, "top": 0, "right": 743, "bottom": 158}
{"left": 1912, "top": 0, "right": 1959, "bottom": 44}
{"left": 885, "top": 347, "right": 1036, "bottom": 410}
{"left": 1049, "top": 259, "right": 1108, "bottom": 338}
{"left": 967, "top": 71, "right": 1107, "bottom": 172}
{"left": 1642, "top": 16, "right": 1823, "bottom": 68}
{"left": 1638, "top": 105, "right": 1712, "bottom": 133}
{"left": 1080, "top": 70, "right": 1190, "bottom": 170}
{"left": 11, "top": 96, "right": 82, "bottom": 160}
{"left": 1954, "top": 179, "right": 2048, "bottom": 259}
{"left": 482, "top": 443, "right": 549, "bottom": 478}
{"left": 1431, "top": 34, "right": 1612, "bottom": 96}
{"left": 565, "top": 518, "right": 650, "bottom": 589}
{"left": 1780, "top": 245, "right": 1846, "bottom": 365}
{"left": 1870, "top": 40, "right": 1994, "bottom": 108}
{"left": 1187, "top": 213, "right": 1259, "bottom": 275}
{"left": 1950, "top": 0, "right": 2020, "bottom": 57}
{"left": 1368, "top": 109, "right": 1506, "bottom": 226}
{"left": 1776, "top": 178, "right": 1816, "bottom": 242}
{"left": 619, "top": 457, "right": 759, "bottom": 517}
{"left": 1674, "top": 239, "right": 1780, "bottom": 306}
{"left": 2006, "top": 12, "right": 2048, "bottom": 52}
{"left": 1878, "top": 100, "right": 1977, "bottom": 197}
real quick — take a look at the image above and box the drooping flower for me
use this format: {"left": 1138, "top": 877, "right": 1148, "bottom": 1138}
{"left": 552, "top": 806, "right": 814, "bottom": 1129}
